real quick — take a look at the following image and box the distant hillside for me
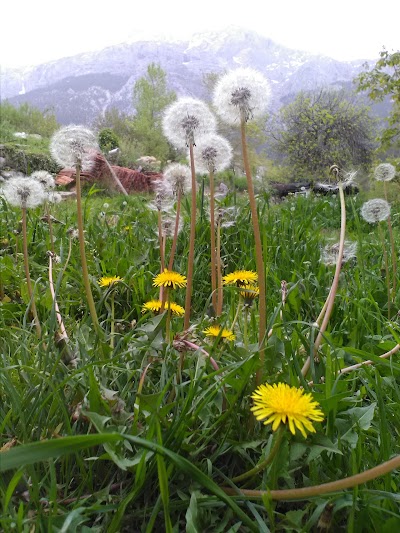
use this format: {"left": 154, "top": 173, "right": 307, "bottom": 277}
{"left": 1, "top": 26, "right": 379, "bottom": 125}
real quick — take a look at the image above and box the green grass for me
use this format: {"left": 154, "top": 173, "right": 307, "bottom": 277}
{"left": 0, "top": 185, "right": 399, "bottom": 531}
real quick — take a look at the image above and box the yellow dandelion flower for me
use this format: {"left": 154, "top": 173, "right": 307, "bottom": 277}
{"left": 203, "top": 325, "right": 235, "bottom": 341}
{"left": 142, "top": 299, "right": 184, "bottom": 316}
{"left": 251, "top": 383, "right": 324, "bottom": 438}
{"left": 98, "top": 276, "right": 122, "bottom": 288}
{"left": 223, "top": 270, "right": 258, "bottom": 287}
{"left": 240, "top": 285, "right": 260, "bottom": 300}
{"left": 153, "top": 269, "right": 187, "bottom": 289}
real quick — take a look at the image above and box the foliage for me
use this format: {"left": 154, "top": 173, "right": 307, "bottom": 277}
{"left": 0, "top": 101, "right": 59, "bottom": 138}
{"left": 270, "top": 89, "right": 375, "bottom": 178}
{"left": 0, "top": 142, "right": 61, "bottom": 174}
{"left": 0, "top": 183, "right": 399, "bottom": 530}
{"left": 98, "top": 128, "right": 120, "bottom": 153}
{"left": 356, "top": 48, "right": 400, "bottom": 154}
{"left": 131, "top": 63, "right": 177, "bottom": 162}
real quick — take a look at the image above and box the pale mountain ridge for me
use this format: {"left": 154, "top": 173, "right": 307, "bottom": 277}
{"left": 1, "top": 26, "right": 372, "bottom": 125}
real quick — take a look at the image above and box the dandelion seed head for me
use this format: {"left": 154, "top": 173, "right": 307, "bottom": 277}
{"left": 191, "top": 134, "right": 233, "bottom": 174}
{"left": 163, "top": 163, "right": 191, "bottom": 196}
{"left": 374, "top": 163, "right": 396, "bottom": 182}
{"left": 50, "top": 125, "right": 99, "bottom": 171}
{"left": 162, "top": 97, "right": 217, "bottom": 148}
{"left": 31, "top": 170, "right": 55, "bottom": 189}
{"left": 2, "top": 176, "right": 46, "bottom": 209}
{"left": 321, "top": 240, "right": 358, "bottom": 266}
{"left": 212, "top": 68, "right": 271, "bottom": 125}
{"left": 160, "top": 214, "right": 183, "bottom": 238}
{"left": 46, "top": 191, "right": 62, "bottom": 204}
{"left": 361, "top": 198, "right": 390, "bottom": 223}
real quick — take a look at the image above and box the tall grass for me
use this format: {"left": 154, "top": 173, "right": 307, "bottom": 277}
{"left": 1, "top": 186, "right": 399, "bottom": 531}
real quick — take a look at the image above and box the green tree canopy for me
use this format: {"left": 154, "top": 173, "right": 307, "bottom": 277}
{"left": 131, "top": 63, "right": 176, "bottom": 162}
{"left": 0, "top": 102, "right": 59, "bottom": 138}
{"left": 356, "top": 49, "right": 400, "bottom": 153}
{"left": 270, "top": 89, "right": 375, "bottom": 178}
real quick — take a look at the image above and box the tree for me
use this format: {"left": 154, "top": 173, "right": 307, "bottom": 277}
{"left": 131, "top": 63, "right": 176, "bottom": 162}
{"left": 356, "top": 49, "right": 400, "bottom": 152}
{"left": 98, "top": 128, "right": 120, "bottom": 153}
{"left": 0, "top": 102, "right": 59, "bottom": 137}
{"left": 270, "top": 89, "right": 375, "bottom": 178}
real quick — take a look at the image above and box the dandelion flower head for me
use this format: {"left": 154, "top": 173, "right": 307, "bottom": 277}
{"left": 374, "top": 163, "right": 396, "bottom": 182}
{"left": 31, "top": 170, "right": 55, "bottom": 189}
{"left": 2, "top": 176, "right": 46, "bottom": 209}
{"left": 361, "top": 198, "right": 390, "bottom": 224}
{"left": 163, "top": 163, "right": 191, "bottom": 196}
{"left": 191, "top": 134, "right": 233, "bottom": 174}
{"left": 251, "top": 382, "right": 324, "bottom": 438}
{"left": 213, "top": 67, "right": 271, "bottom": 125}
{"left": 321, "top": 240, "right": 358, "bottom": 267}
{"left": 153, "top": 269, "right": 187, "bottom": 289}
{"left": 142, "top": 299, "right": 184, "bottom": 316}
{"left": 50, "top": 125, "right": 99, "bottom": 171}
{"left": 98, "top": 276, "right": 122, "bottom": 288}
{"left": 223, "top": 270, "right": 258, "bottom": 287}
{"left": 203, "top": 325, "right": 235, "bottom": 341}
{"left": 162, "top": 97, "right": 217, "bottom": 149}
{"left": 240, "top": 284, "right": 260, "bottom": 304}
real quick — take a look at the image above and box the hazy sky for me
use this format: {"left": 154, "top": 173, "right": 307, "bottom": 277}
{"left": 1, "top": 0, "right": 399, "bottom": 68}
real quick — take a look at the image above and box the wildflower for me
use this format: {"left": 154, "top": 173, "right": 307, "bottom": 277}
{"left": 251, "top": 382, "right": 324, "bottom": 438}
{"left": 212, "top": 68, "right": 271, "bottom": 125}
{"left": 163, "top": 163, "right": 191, "bottom": 196}
{"left": 223, "top": 270, "right": 258, "bottom": 287}
{"left": 122, "top": 201, "right": 128, "bottom": 207}
{"left": 2, "top": 176, "right": 46, "bottom": 209}
{"left": 153, "top": 269, "right": 187, "bottom": 289}
{"left": 150, "top": 181, "right": 173, "bottom": 212}
{"left": 142, "top": 299, "right": 184, "bottom": 316}
{"left": 321, "top": 240, "right": 358, "bottom": 266}
{"left": 50, "top": 124, "right": 99, "bottom": 171}
{"left": 374, "top": 163, "right": 396, "bottom": 182}
{"left": 191, "top": 134, "right": 233, "bottom": 174}
{"left": 161, "top": 215, "right": 182, "bottom": 238}
{"left": 46, "top": 191, "right": 62, "bottom": 204}
{"left": 98, "top": 276, "right": 122, "bottom": 288}
{"left": 203, "top": 325, "right": 235, "bottom": 341}
{"left": 162, "top": 97, "right": 217, "bottom": 148}
{"left": 361, "top": 198, "right": 390, "bottom": 223}
{"left": 103, "top": 202, "right": 110, "bottom": 209}
{"left": 240, "top": 285, "right": 260, "bottom": 306}
{"left": 67, "top": 227, "right": 79, "bottom": 240}
{"left": 215, "top": 206, "right": 237, "bottom": 228}
{"left": 31, "top": 170, "right": 55, "bottom": 189}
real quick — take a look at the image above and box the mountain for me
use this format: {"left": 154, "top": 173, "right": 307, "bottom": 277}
{"left": 1, "top": 26, "right": 374, "bottom": 125}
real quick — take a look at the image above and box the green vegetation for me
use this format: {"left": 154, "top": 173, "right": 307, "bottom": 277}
{"left": 270, "top": 89, "right": 375, "bottom": 178}
{"left": 1, "top": 182, "right": 399, "bottom": 530}
{"left": 357, "top": 49, "right": 400, "bottom": 155}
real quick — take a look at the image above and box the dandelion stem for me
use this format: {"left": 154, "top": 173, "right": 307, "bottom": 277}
{"left": 216, "top": 219, "right": 223, "bottom": 316}
{"left": 384, "top": 182, "right": 397, "bottom": 302}
{"left": 378, "top": 222, "right": 391, "bottom": 319}
{"left": 168, "top": 189, "right": 182, "bottom": 270}
{"left": 209, "top": 170, "right": 217, "bottom": 313}
{"left": 21, "top": 207, "right": 41, "bottom": 338}
{"left": 183, "top": 143, "right": 197, "bottom": 330}
{"left": 75, "top": 161, "right": 100, "bottom": 334}
{"left": 223, "top": 454, "right": 400, "bottom": 501}
{"left": 231, "top": 426, "right": 285, "bottom": 484}
{"left": 165, "top": 289, "right": 171, "bottom": 342}
{"left": 302, "top": 182, "right": 346, "bottom": 377}
{"left": 48, "top": 252, "right": 68, "bottom": 340}
{"left": 240, "top": 118, "right": 266, "bottom": 384}
{"left": 158, "top": 210, "right": 165, "bottom": 272}
{"left": 110, "top": 291, "right": 115, "bottom": 349}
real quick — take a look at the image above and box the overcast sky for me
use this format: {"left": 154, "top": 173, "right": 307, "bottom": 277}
{"left": 1, "top": 0, "right": 399, "bottom": 68}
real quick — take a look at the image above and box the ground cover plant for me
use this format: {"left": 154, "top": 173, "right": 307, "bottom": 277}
{"left": 1, "top": 68, "right": 400, "bottom": 532}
